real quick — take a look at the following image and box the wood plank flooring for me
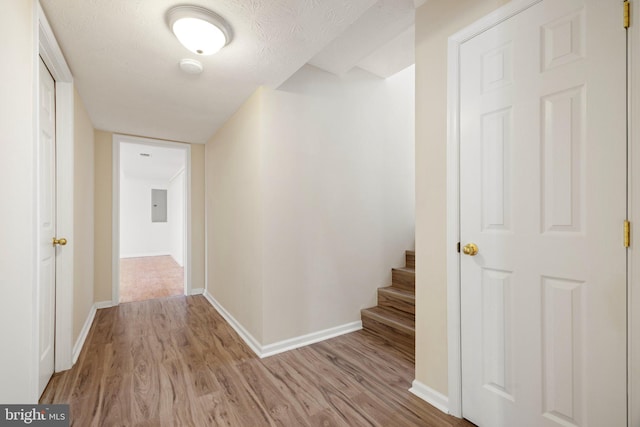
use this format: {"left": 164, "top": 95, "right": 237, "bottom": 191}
{"left": 41, "top": 295, "right": 473, "bottom": 426}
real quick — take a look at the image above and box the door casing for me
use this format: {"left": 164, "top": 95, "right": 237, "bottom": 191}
{"left": 112, "top": 134, "right": 193, "bottom": 305}
{"left": 628, "top": 1, "right": 640, "bottom": 425}
{"left": 445, "top": 0, "right": 636, "bottom": 423}
{"left": 37, "top": 1, "right": 74, "bottom": 382}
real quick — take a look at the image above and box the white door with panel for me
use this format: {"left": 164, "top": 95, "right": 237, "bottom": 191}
{"left": 38, "top": 58, "right": 57, "bottom": 396}
{"left": 459, "top": 1, "right": 627, "bottom": 426}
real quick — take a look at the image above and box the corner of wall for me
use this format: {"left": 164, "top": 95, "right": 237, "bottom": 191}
{"left": 204, "top": 86, "right": 265, "bottom": 344}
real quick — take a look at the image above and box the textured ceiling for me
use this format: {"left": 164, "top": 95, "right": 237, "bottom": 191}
{"left": 40, "top": 0, "right": 420, "bottom": 144}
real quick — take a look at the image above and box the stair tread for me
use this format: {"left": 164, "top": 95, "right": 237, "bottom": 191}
{"left": 378, "top": 286, "right": 415, "bottom": 317}
{"left": 393, "top": 266, "right": 415, "bottom": 274}
{"left": 391, "top": 266, "right": 415, "bottom": 291}
{"left": 360, "top": 250, "right": 416, "bottom": 361}
{"left": 361, "top": 307, "right": 415, "bottom": 334}
{"left": 405, "top": 250, "right": 415, "bottom": 269}
{"left": 378, "top": 286, "right": 415, "bottom": 300}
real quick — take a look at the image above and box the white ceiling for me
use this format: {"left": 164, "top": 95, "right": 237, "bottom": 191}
{"left": 356, "top": 24, "right": 416, "bottom": 78}
{"left": 120, "top": 143, "right": 185, "bottom": 182}
{"left": 308, "top": 0, "right": 419, "bottom": 78}
{"left": 40, "top": 0, "right": 422, "bottom": 144}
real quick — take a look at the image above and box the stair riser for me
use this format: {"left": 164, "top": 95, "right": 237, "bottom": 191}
{"left": 406, "top": 252, "right": 415, "bottom": 269}
{"left": 392, "top": 269, "right": 415, "bottom": 291}
{"left": 362, "top": 317, "right": 415, "bottom": 362}
{"left": 378, "top": 292, "right": 415, "bottom": 317}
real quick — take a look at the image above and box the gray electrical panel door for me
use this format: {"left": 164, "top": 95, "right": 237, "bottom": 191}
{"left": 151, "top": 189, "right": 167, "bottom": 222}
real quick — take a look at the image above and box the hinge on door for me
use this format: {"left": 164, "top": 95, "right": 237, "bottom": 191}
{"left": 624, "top": 220, "right": 631, "bottom": 248}
{"left": 624, "top": 1, "right": 631, "bottom": 29}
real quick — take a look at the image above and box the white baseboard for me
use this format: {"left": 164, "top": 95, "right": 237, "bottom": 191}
{"left": 409, "top": 380, "right": 450, "bottom": 415}
{"left": 95, "top": 300, "right": 115, "bottom": 309}
{"left": 202, "top": 290, "right": 362, "bottom": 359}
{"left": 72, "top": 300, "right": 116, "bottom": 363}
{"left": 203, "top": 291, "right": 262, "bottom": 356}
{"left": 72, "top": 304, "right": 97, "bottom": 364}
{"left": 120, "top": 252, "right": 171, "bottom": 259}
{"left": 190, "top": 287, "right": 204, "bottom": 295}
{"left": 261, "top": 320, "right": 362, "bottom": 358}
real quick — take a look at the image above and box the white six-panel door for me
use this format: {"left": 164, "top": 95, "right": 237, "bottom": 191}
{"left": 38, "top": 57, "right": 56, "bottom": 396}
{"left": 459, "top": 1, "right": 627, "bottom": 426}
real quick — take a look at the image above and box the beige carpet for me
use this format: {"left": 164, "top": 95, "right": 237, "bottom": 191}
{"left": 119, "top": 256, "right": 184, "bottom": 303}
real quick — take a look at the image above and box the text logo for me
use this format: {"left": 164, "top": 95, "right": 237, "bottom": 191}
{"left": 0, "top": 405, "right": 69, "bottom": 426}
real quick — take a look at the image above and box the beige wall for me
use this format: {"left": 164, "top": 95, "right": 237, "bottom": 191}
{"left": 414, "top": 0, "right": 509, "bottom": 395}
{"left": 73, "top": 88, "right": 95, "bottom": 341}
{"left": 0, "top": 0, "right": 37, "bottom": 403}
{"left": 206, "top": 65, "right": 416, "bottom": 346}
{"left": 94, "top": 130, "right": 113, "bottom": 302}
{"left": 190, "top": 144, "right": 206, "bottom": 291}
{"left": 205, "top": 88, "right": 265, "bottom": 342}
{"left": 93, "top": 130, "right": 206, "bottom": 303}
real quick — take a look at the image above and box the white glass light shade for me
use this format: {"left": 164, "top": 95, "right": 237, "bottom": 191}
{"left": 167, "top": 6, "right": 232, "bottom": 56}
{"left": 172, "top": 18, "right": 225, "bottom": 55}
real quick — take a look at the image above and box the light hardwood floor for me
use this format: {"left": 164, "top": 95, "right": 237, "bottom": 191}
{"left": 119, "top": 256, "right": 184, "bottom": 303}
{"left": 41, "top": 295, "right": 473, "bottom": 426}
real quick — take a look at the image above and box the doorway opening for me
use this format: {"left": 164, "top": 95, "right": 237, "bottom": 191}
{"left": 113, "top": 135, "right": 192, "bottom": 304}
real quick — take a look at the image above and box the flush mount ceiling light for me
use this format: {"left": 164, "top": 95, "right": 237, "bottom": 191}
{"left": 166, "top": 5, "right": 232, "bottom": 55}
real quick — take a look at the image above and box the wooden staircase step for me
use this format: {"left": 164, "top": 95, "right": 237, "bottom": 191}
{"left": 378, "top": 287, "right": 415, "bottom": 317}
{"left": 360, "top": 250, "right": 416, "bottom": 362}
{"left": 361, "top": 307, "right": 415, "bottom": 361}
{"left": 361, "top": 307, "right": 414, "bottom": 335}
{"left": 405, "top": 250, "right": 415, "bottom": 269}
{"left": 392, "top": 267, "right": 415, "bottom": 291}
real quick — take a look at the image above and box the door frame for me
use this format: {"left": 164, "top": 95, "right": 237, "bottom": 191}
{"left": 629, "top": 1, "right": 639, "bottom": 425}
{"left": 447, "top": 0, "right": 550, "bottom": 418}
{"left": 447, "top": 0, "right": 635, "bottom": 422}
{"left": 37, "top": 2, "right": 75, "bottom": 376}
{"left": 111, "top": 134, "right": 193, "bottom": 304}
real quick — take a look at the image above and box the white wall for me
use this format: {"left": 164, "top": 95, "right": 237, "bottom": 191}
{"left": 168, "top": 169, "right": 185, "bottom": 266}
{"left": 120, "top": 176, "right": 171, "bottom": 258}
{"left": 0, "top": 0, "right": 38, "bottom": 403}
{"left": 260, "top": 65, "right": 415, "bottom": 344}
{"left": 206, "top": 65, "right": 415, "bottom": 347}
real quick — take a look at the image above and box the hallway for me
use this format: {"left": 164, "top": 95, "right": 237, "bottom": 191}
{"left": 41, "top": 295, "right": 471, "bottom": 426}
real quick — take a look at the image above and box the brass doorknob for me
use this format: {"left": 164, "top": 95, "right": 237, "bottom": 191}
{"left": 462, "top": 243, "right": 478, "bottom": 256}
{"left": 52, "top": 237, "right": 68, "bottom": 246}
